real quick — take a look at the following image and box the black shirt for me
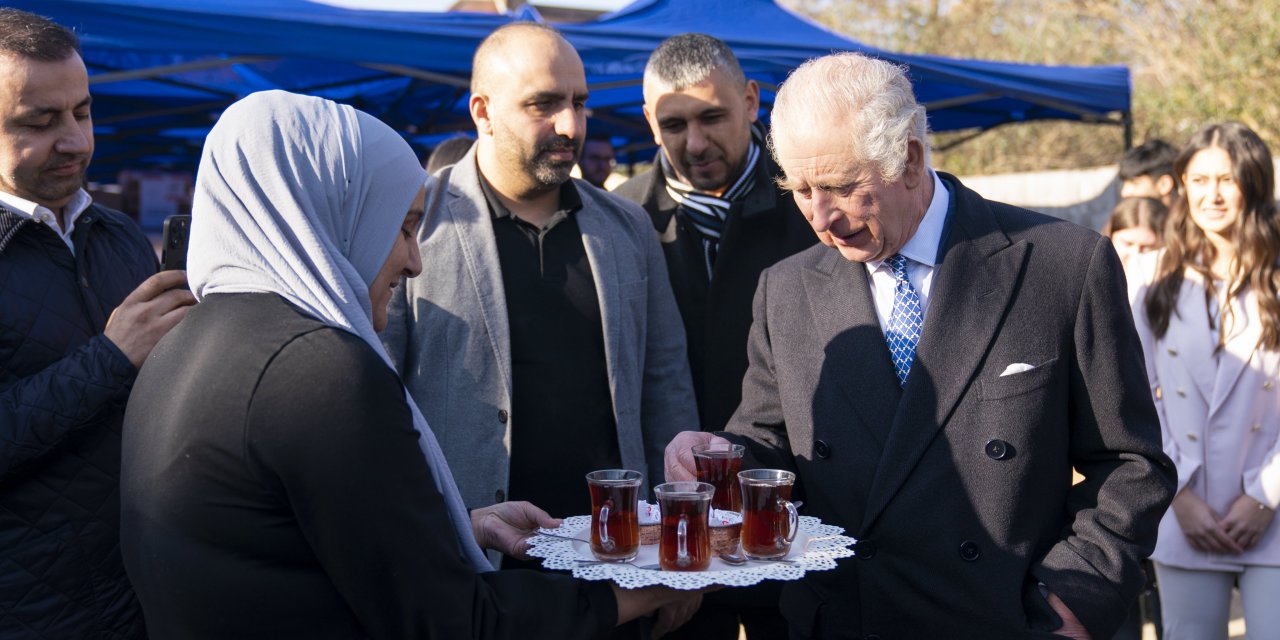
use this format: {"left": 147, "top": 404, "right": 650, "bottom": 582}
{"left": 479, "top": 176, "right": 622, "bottom": 520}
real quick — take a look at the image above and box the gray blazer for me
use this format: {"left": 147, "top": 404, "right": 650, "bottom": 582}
{"left": 382, "top": 148, "right": 698, "bottom": 511}
{"left": 725, "top": 173, "right": 1175, "bottom": 639}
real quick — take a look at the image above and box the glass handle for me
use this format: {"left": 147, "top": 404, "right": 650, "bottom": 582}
{"left": 599, "top": 500, "right": 615, "bottom": 552}
{"left": 676, "top": 514, "right": 690, "bottom": 567}
{"left": 782, "top": 499, "right": 799, "bottom": 546}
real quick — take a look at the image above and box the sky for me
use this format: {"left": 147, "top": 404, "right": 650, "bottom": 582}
{"left": 316, "top": 0, "right": 632, "bottom": 12}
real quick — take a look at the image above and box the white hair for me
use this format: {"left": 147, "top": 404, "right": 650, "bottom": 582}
{"left": 769, "top": 53, "right": 930, "bottom": 181}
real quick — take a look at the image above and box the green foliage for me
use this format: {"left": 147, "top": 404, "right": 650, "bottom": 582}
{"left": 780, "top": 0, "right": 1280, "bottom": 175}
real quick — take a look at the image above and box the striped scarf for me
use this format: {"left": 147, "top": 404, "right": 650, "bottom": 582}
{"left": 661, "top": 123, "right": 764, "bottom": 278}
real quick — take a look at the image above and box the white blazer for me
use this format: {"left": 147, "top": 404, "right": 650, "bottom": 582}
{"left": 1128, "top": 251, "right": 1280, "bottom": 570}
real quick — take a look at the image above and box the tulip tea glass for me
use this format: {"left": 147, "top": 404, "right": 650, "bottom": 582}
{"left": 585, "top": 469, "right": 643, "bottom": 562}
{"left": 692, "top": 443, "right": 745, "bottom": 512}
{"left": 654, "top": 482, "right": 715, "bottom": 571}
{"left": 738, "top": 469, "right": 799, "bottom": 560}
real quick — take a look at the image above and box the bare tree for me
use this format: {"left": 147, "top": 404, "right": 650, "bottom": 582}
{"left": 783, "top": 0, "right": 1280, "bottom": 174}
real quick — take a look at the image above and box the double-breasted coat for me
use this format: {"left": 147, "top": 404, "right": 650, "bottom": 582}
{"left": 723, "top": 173, "right": 1175, "bottom": 639}
{"left": 1128, "top": 251, "right": 1280, "bottom": 571}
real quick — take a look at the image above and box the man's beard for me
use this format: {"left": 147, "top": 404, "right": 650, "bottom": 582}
{"left": 9, "top": 153, "right": 88, "bottom": 206}
{"left": 526, "top": 136, "right": 579, "bottom": 189}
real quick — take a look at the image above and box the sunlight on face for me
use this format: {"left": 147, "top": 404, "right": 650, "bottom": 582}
{"left": 1109, "top": 226, "right": 1160, "bottom": 264}
{"left": 0, "top": 53, "right": 94, "bottom": 211}
{"left": 370, "top": 186, "right": 425, "bottom": 332}
{"left": 774, "top": 130, "right": 923, "bottom": 263}
{"left": 1182, "top": 146, "right": 1243, "bottom": 242}
{"left": 643, "top": 67, "right": 758, "bottom": 194}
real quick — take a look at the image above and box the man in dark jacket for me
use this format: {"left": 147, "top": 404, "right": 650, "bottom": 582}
{"left": 0, "top": 9, "right": 195, "bottom": 638}
{"left": 614, "top": 33, "right": 815, "bottom": 437}
{"left": 613, "top": 34, "right": 815, "bottom": 640}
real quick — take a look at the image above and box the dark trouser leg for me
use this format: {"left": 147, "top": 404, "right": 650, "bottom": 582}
{"left": 662, "top": 582, "right": 788, "bottom": 640}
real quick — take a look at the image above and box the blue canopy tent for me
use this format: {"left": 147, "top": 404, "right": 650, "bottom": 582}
{"left": 13, "top": 0, "right": 508, "bottom": 180}
{"left": 11, "top": 0, "right": 1131, "bottom": 181}
{"left": 560, "top": 0, "right": 1131, "bottom": 158}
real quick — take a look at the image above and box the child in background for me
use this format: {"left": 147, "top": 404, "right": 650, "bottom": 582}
{"left": 1104, "top": 196, "right": 1168, "bottom": 267}
{"left": 1120, "top": 139, "right": 1179, "bottom": 208}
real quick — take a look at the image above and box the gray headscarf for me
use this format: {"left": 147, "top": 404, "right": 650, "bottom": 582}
{"left": 187, "top": 90, "right": 492, "bottom": 572}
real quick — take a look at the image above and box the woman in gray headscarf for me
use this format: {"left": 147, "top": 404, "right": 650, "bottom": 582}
{"left": 119, "top": 90, "right": 692, "bottom": 639}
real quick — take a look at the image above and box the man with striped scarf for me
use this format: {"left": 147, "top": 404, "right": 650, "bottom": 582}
{"left": 614, "top": 33, "right": 817, "bottom": 640}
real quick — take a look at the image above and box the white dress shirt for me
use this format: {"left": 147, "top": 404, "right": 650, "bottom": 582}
{"left": 865, "top": 169, "right": 949, "bottom": 335}
{"left": 0, "top": 188, "right": 93, "bottom": 254}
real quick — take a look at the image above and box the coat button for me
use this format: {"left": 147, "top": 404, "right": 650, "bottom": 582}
{"left": 1167, "top": 347, "right": 1179, "bottom": 356}
{"left": 814, "top": 440, "right": 831, "bottom": 459}
{"left": 959, "top": 540, "right": 981, "bottom": 561}
{"left": 854, "top": 540, "right": 877, "bottom": 559}
{"left": 498, "top": 409, "right": 508, "bottom": 424}
{"left": 495, "top": 489, "right": 505, "bottom": 502}
{"left": 80, "top": 275, "right": 90, "bottom": 288}
{"left": 984, "top": 439, "right": 1012, "bottom": 460}
{"left": 1187, "top": 433, "right": 1197, "bottom": 441}
{"left": 1155, "top": 386, "right": 1162, "bottom": 399}
{"left": 1265, "top": 381, "right": 1274, "bottom": 390}
{"left": 1176, "top": 389, "right": 1187, "bottom": 397}
{"left": 1252, "top": 424, "right": 1262, "bottom": 432}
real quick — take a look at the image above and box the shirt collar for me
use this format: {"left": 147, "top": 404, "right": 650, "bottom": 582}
{"left": 868, "top": 169, "right": 948, "bottom": 271}
{"left": 0, "top": 188, "right": 93, "bottom": 234}
{"left": 477, "top": 166, "right": 583, "bottom": 224}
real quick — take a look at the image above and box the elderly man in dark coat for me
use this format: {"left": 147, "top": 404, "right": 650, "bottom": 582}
{"left": 666, "top": 51, "right": 1175, "bottom": 640}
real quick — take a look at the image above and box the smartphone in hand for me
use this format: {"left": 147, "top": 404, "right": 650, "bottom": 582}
{"left": 161, "top": 214, "right": 191, "bottom": 272}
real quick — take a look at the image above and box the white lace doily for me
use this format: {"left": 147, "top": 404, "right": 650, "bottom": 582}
{"left": 527, "top": 515, "right": 855, "bottom": 590}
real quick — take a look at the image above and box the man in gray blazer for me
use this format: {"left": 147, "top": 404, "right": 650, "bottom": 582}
{"left": 382, "top": 23, "right": 698, "bottom": 550}
{"left": 665, "top": 52, "right": 1175, "bottom": 639}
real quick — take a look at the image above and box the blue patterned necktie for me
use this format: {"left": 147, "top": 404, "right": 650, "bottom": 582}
{"left": 885, "top": 254, "right": 923, "bottom": 386}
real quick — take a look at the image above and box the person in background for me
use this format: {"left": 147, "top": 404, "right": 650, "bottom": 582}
{"left": 120, "top": 89, "right": 698, "bottom": 639}
{"left": 1128, "top": 121, "right": 1280, "bottom": 640}
{"left": 579, "top": 134, "right": 616, "bottom": 189}
{"left": 425, "top": 133, "right": 475, "bottom": 174}
{"left": 1119, "top": 139, "right": 1179, "bottom": 208}
{"left": 381, "top": 23, "right": 696, "bottom": 557}
{"left": 1104, "top": 196, "right": 1168, "bottom": 267}
{"left": 665, "top": 51, "right": 1175, "bottom": 640}
{"left": 0, "top": 9, "right": 193, "bottom": 638}
{"left": 1105, "top": 199, "right": 1171, "bottom": 640}
{"left": 615, "top": 32, "right": 815, "bottom": 438}
{"left": 613, "top": 32, "right": 816, "bottom": 640}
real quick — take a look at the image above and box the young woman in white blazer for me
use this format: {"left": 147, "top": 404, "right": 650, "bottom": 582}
{"left": 1128, "top": 122, "right": 1280, "bottom": 639}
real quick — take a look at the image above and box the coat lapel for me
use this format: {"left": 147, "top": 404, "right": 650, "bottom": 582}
{"left": 861, "top": 182, "right": 1027, "bottom": 531}
{"left": 446, "top": 154, "right": 514, "bottom": 399}
{"left": 802, "top": 249, "right": 901, "bottom": 452}
{"left": 575, "top": 191, "right": 624, "bottom": 396}
{"left": 712, "top": 156, "right": 778, "bottom": 270}
{"left": 1209, "top": 288, "right": 1263, "bottom": 417}
{"left": 0, "top": 206, "right": 30, "bottom": 254}
{"left": 1169, "top": 274, "right": 1220, "bottom": 406}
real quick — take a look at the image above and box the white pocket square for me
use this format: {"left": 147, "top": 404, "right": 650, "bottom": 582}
{"left": 999, "top": 363, "right": 1036, "bottom": 377}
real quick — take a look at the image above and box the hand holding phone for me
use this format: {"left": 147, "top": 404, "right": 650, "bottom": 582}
{"left": 104, "top": 270, "right": 196, "bottom": 367}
